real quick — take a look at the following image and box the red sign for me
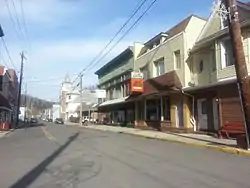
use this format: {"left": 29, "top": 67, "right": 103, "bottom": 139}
{"left": 131, "top": 78, "right": 144, "bottom": 93}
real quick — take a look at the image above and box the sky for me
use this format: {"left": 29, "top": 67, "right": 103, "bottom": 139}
{"left": 0, "top": 0, "right": 244, "bottom": 102}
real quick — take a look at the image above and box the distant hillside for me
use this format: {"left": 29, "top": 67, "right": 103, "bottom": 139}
{"left": 20, "top": 94, "right": 54, "bottom": 116}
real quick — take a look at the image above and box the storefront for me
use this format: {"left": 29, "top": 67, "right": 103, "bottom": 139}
{"left": 127, "top": 71, "right": 193, "bottom": 132}
{"left": 0, "top": 94, "right": 12, "bottom": 130}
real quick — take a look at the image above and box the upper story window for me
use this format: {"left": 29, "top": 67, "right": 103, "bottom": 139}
{"left": 220, "top": 38, "right": 234, "bottom": 68}
{"left": 198, "top": 60, "right": 204, "bottom": 73}
{"left": 140, "top": 67, "right": 148, "bottom": 80}
{"left": 174, "top": 50, "right": 181, "bottom": 69}
{"left": 154, "top": 58, "right": 165, "bottom": 77}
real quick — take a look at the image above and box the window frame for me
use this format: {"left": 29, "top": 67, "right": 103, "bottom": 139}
{"left": 220, "top": 37, "right": 234, "bottom": 68}
{"left": 174, "top": 50, "right": 181, "bottom": 70}
{"left": 154, "top": 58, "right": 165, "bottom": 77}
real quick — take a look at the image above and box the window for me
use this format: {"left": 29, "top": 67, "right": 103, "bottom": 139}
{"left": 174, "top": 50, "right": 181, "bottom": 69}
{"left": 140, "top": 67, "right": 148, "bottom": 80}
{"left": 154, "top": 58, "right": 165, "bottom": 76}
{"left": 221, "top": 38, "right": 234, "bottom": 67}
{"left": 125, "top": 82, "right": 130, "bottom": 96}
{"left": 198, "top": 60, "right": 204, "bottom": 73}
{"left": 162, "top": 97, "right": 171, "bottom": 120}
{"left": 211, "top": 51, "right": 216, "bottom": 71}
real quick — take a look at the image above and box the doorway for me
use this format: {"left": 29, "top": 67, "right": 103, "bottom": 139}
{"left": 197, "top": 98, "right": 208, "bottom": 130}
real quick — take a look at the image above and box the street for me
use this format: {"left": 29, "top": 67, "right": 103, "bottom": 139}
{"left": 0, "top": 122, "right": 249, "bottom": 188}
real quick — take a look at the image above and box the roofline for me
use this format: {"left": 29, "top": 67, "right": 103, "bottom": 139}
{"left": 191, "top": 20, "right": 250, "bottom": 53}
{"left": 183, "top": 78, "right": 237, "bottom": 92}
{"left": 95, "top": 46, "right": 133, "bottom": 75}
{"left": 144, "top": 32, "right": 168, "bottom": 46}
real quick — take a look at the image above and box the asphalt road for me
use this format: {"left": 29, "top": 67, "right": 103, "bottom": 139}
{"left": 0, "top": 122, "right": 249, "bottom": 188}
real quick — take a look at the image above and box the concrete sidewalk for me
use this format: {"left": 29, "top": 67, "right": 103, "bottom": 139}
{"left": 0, "top": 129, "right": 14, "bottom": 138}
{"left": 82, "top": 124, "right": 250, "bottom": 156}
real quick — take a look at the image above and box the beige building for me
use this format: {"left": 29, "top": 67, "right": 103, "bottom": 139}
{"left": 186, "top": 1, "right": 250, "bottom": 132}
{"left": 126, "top": 14, "right": 206, "bottom": 131}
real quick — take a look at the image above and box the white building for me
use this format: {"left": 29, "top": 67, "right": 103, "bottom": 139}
{"left": 52, "top": 104, "right": 60, "bottom": 121}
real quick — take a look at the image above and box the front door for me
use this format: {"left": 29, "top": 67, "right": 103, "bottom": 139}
{"left": 197, "top": 98, "right": 208, "bottom": 130}
{"left": 212, "top": 98, "right": 219, "bottom": 130}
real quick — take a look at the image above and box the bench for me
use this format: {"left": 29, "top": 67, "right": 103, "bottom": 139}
{"left": 218, "top": 121, "right": 245, "bottom": 139}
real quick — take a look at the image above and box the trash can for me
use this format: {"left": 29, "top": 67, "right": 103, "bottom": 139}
{"left": 236, "top": 134, "right": 247, "bottom": 149}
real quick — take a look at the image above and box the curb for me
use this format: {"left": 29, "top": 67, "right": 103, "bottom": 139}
{"left": 85, "top": 127, "right": 250, "bottom": 157}
{"left": 124, "top": 132, "right": 250, "bottom": 156}
{"left": 0, "top": 129, "right": 14, "bottom": 136}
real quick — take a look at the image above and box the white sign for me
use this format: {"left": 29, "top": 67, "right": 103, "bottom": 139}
{"left": 94, "top": 89, "right": 106, "bottom": 99}
{"left": 131, "top": 72, "right": 143, "bottom": 79}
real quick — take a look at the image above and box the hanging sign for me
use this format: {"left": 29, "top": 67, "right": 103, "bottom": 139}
{"left": 130, "top": 72, "right": 144, "bottom": 93}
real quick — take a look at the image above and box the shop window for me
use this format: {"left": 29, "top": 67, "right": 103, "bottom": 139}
{"left": 163, "top": 97, "right": 171, "bottom": 120}
{"left": 146, "top": 99, "right": 158, "bottom": 120}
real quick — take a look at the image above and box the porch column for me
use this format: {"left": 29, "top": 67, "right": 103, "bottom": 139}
{"left": 161, "top": 96, "right": 164, "bottom": 121}
{"left": 144, "top": 99, "right": 147, "bottom": 120}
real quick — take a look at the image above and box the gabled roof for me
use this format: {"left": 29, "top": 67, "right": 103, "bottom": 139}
{"left": 138, "top": 14, "right": 206, "bottom": 57}
{"left": 165, "top": 14, "right": 206, "bottom": 38}
{"left": 195, "top": 0, "right": 250, "bottom": 44}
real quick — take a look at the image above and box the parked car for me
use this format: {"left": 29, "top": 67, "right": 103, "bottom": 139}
{"left": 47, "top": 118, "right": 53, "bottom": 122}
{"left": 55, "top": 118, "right": 64, "bottom": 124}
{"left": 30, "top": 118, "right": 38, "bottom": 124}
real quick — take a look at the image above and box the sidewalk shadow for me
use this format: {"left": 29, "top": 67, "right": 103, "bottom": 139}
{"left": 167, "top": 132, "right": 237, "bottom": 148}
{"left": 16, "top": 121, "right": 45, "bottom": 129}
{"left": 9, "top": 132, "right": 79, "bottom": 188}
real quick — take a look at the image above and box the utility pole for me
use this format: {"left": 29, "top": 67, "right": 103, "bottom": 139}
{"left": 24, "top": 82, "right": 27, "bottom": 129}
{"left": 223, "top": 0, "right": 250, "bottom": 149}
{"left": 79, "top": 73, "right": 83, "bottom": 126}
{"left": 15, "top": 52, "right": 25, "bottom": 128}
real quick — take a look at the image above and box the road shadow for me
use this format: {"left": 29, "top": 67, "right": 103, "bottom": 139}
{"left": 9, "top": 132, "right": 79, "bottom": 188}
{"left": 16, "top": 121, "right": 46, "bottom": 130}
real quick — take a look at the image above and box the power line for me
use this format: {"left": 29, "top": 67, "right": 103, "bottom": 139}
{"left": 84, "top": 0, "right": 149, "bottom": 72}
{"left": 86, "top": 0, "right": 157, "bottom": 72}
{"left": 19, "top": 0, "right": 31, "bottom": 51}
{"left": 4, "top": 0, "right": 22, "bottom": 40}
{"left": 70, "top": 0, "right": 149, "bottom": 86}
{"left": 1, "top": 37, "right": 17, "bottom": 70}
{"left": 9, "top": 0, "right": 24, "bottom": 37}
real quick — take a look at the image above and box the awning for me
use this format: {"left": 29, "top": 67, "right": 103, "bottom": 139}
{"left": 98, "top": 97, "right": 129, "bottom": 107}
{"left": 0, "top": 94, "right": 11, "bottom": 111}
{"left": 126, "top": 71, "right": 182, "bottom": 101}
